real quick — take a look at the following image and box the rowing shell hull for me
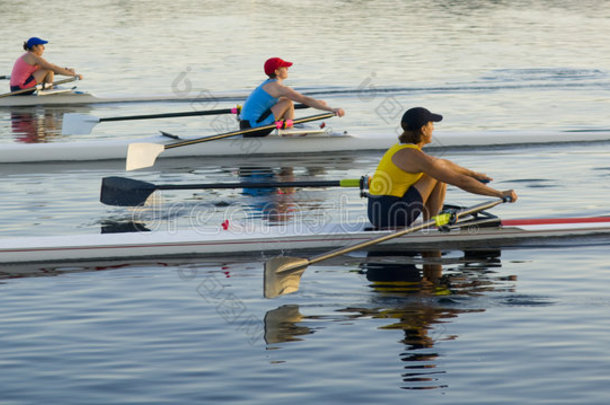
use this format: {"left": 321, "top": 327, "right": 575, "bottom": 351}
{"left": 0, "top": 90, "right": 249, "bottom": 107}
{"left": 2, "top": 217, "right": 610, "bottom": 265}
{"left": 0, "top": 132, "right": 392, "bottom": 163}
{"left": 2, "top": 129, "right": 610, "bottom": 164}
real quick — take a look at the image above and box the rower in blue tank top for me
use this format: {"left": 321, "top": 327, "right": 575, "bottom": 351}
{"left": 240, "top": 78, "right": 280, "bottom": 130}
{"left": 239, "top": 57, "right": 345, "bottom": 137}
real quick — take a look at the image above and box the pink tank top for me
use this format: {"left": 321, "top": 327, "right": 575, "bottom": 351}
{"left": 10, "top": 54, "right": 39, "bottom": 87}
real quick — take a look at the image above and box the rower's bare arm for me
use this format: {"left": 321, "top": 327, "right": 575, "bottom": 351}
{"left": 407, "top": 154, "right": 517, "bottom": 202}
{"left": 434, "top": 160, "right": 518, "bottom": 202}
{"left": 279, "top": 86, "right": 345, "bottom": 116}
{"left": 441, "top": 158, "right": 493, "bottom": 182}
{"left": 32, "top": 54, "right": 82, "bottom": 78}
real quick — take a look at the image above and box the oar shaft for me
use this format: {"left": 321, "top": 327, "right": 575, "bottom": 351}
{"left": 0, "top": 77, "right": 78, "bottom": 98}
{"left": 100, "top": 175, "right": 365, "bottom": 206}
{"left": 1, "top": 87, "right": 38, "bottom": 97}
{"left": 163, "top": 112, "right": 335, "bottom": 150}
{"left": 98, "top": 103, "right": 308, "bottom": 123}
{"left": 101, "top": 108, "right": 236, "bottom": 122}
{"left": 306, "top": 198, "right": 507, "bottom": 267}
{"left": 155, "top": 178, "right": 360, "bottom": 190}
{"left": 47, "top": 77, "right": 79, "bottom": 87}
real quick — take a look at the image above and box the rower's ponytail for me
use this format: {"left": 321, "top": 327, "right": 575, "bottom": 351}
{"left": 23, "top": 42, "right": 29, "bottom": 51}
{"left": 398, "top": 130, "right": 423, "bottom": 144}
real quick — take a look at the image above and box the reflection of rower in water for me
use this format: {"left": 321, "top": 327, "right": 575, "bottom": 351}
{"left": 239, "top": 57, "right": 345, "bottom": 137}
{"left": 10, "top": 110, "right": 59, "bottom": 143}
{"left": 9, "top": 37, "right": 83, "bottom": 95}
{"left": 363, "top": 250, "right": 447, "bottom": 295}
{"left": 238, "top": 167, "right": 297, "bottom": 224}
{"left": 261, "top": 249, "right": 509, "bottom": 388}
{"left": 361, "top": 249, "right": 503, "bottom": 390}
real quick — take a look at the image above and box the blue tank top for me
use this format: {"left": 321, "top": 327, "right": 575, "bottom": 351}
{"left": 240, "top": 79, "right": 279, "bottom": 127}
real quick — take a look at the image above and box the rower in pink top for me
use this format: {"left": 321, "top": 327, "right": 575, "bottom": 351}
{"left": 10, "top": 37, "right": 83, "bottom": 95}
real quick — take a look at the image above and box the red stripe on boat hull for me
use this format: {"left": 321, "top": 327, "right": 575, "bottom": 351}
{"left": 502, "top": 217, "right": 610, "bottom": 226}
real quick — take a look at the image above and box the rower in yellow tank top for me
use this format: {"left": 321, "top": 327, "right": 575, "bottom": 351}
{"left": 369, "top": 143, "right": 423, "bottom": 197}
{"left": 367, "top": 107, "right": 518, "bottom": 229}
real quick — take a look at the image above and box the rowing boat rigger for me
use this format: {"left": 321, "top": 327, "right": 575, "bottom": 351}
{"left": 2, "top": 204, "right": 610, "bottom": 266}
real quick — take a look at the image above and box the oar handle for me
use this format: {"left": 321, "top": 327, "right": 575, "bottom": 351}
{"left": 163, "top": 112, "right": 335, "bottom": 150}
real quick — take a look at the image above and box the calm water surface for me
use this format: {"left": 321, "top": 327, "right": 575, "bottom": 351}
{"left": 1, "top": 1, "right": 610, "bottom": 403}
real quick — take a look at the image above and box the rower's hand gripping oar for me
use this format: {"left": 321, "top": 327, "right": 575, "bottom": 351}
{"left": 125, "top": 112, "right": 335, "bottom": 171}
{"left": 0, "top": 76, "right": 79, "bottom": 98}
{"left": 100, "top": 175, "right": 367, "bottom": 206}
{"left": 263, "top": 197, "right": 512, "bottom": 299}
{"left": 62, "top": 104, "right": 311, "bottom": 135}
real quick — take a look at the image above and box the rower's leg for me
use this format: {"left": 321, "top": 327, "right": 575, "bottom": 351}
{"left": 271, "top": 97, "right": 295, "bottom": 122}
{"left": 33, "top": 69, "right": 54, "bottom": 87}
{"left": 413, "top": 174, "right": 446, "bottom": 220}
{"left": 425, "top": 181, "right": 446, "bottom": 220}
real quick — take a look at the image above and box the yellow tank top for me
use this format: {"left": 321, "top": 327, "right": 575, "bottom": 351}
{"left": 369, "top": 143, "right": 423, "bottom": 197}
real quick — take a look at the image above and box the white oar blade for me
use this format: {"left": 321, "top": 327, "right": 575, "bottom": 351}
{"left": 126, "top": 143, "right": 165, "bottom": 171}
{"left": 61, "top": 113, "right": 100, "bottom": 135}
{"left": 264, "top": 256, "right": 310, "bottom": 298}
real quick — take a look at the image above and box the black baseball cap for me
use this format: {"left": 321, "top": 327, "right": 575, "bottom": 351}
{"left": 401, "top": 107, "right": 443, "bottom": 131}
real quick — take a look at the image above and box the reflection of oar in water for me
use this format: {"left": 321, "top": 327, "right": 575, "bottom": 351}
{"left": 263, "top": 304, "right": 311, "bottom": 344}
{"left": 100, "top": 175, "right": 367, "bottom": 206}
{"left": 0, "top": 77, "right": 79, "bottom": 98}
{"left": 62, "top": 104, "right": 311, "bottom": 135}
{"left": 125, "top": 112, "right": 335, "bottom": 171}
{"left": 264, "top": 197, "right": 511, "bottom": 298}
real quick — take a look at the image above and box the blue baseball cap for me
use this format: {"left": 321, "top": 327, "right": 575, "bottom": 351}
{"left": 26, "top": 37, "right": 48, "bottom": 48}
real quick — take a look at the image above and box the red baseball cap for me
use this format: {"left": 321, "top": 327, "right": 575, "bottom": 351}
{"left": 264, "top": 57, "right": 293, "bottom": 76}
